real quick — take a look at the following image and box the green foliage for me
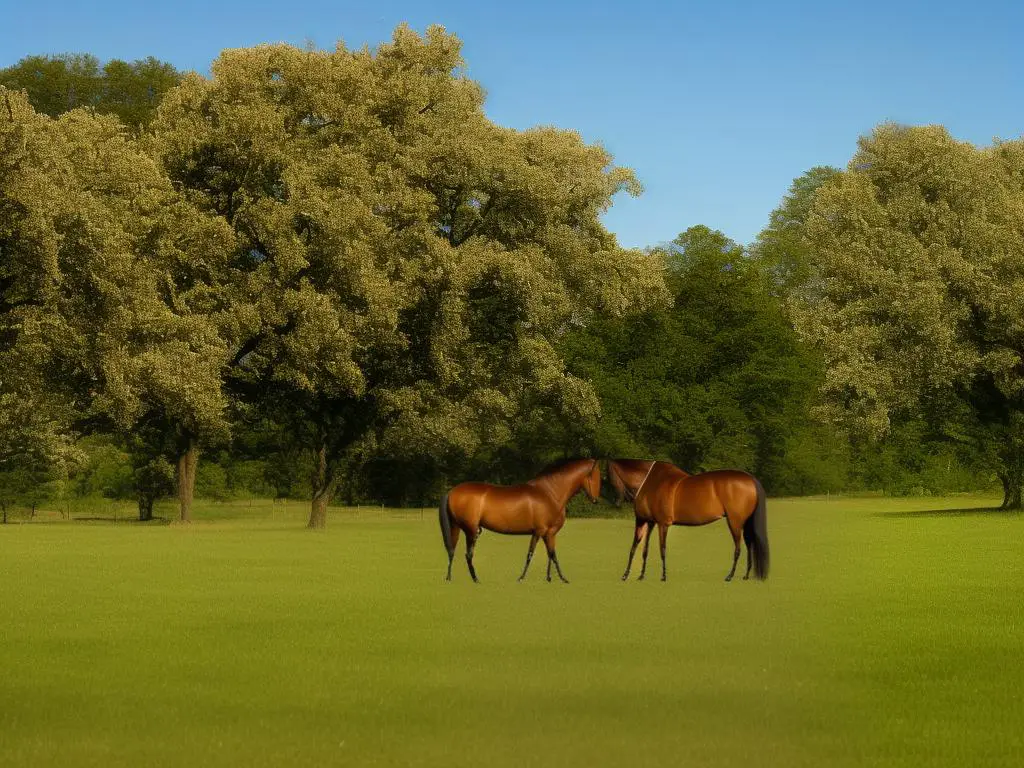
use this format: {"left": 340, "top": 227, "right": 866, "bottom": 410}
{"left": 131, "top": 455, "right": 176, "bottom": 505}
{"left": 69, "top": 436, "right": 134, "bottom": 499}
{"left": 563, "top": 225, "right": 818, "bottom": 490}
{"left": 149, "top": 26, "right": 664, "bottom": 522}
{"left": 223, "top": 459, "right": 277, "bottom": 499}
{"left": 0, "top": 86, "right": 235, "bottom": 519}
{"left": 753, "top": 166, "right": 839, "bottom": 292}
{"left": 0, "top": 53, "right": 183, "bottom": 127}
{"left": 794, "top": 124, "right": 1024, "bottom": 504}
{"left": 195, "top": 460, "right": 229, "bottom": 501}
{"left": 762, "top": 422, "right": 852, "bottom": 496}
{"left": 3, "top": 35, "right": 1013, "bottom": 508}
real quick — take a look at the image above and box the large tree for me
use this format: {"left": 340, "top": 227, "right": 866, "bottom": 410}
{"left": 0, "top": 53, "right": 182, "bottom": 128}
{"left": 794, "top": 123, "right": 1024, "bottom": 507}
{"left": 151, "top": 25, "right": 665, "bottom": 527}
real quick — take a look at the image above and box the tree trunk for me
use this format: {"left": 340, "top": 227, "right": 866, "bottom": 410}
{"left": 309, "top": 492, "right": 329, "bottom": 529}
{"left": 307, "top": 437, "right": 336, "bottom": 529}
{"left": 138, "top": 496, "right": 154, "bottom": 522}
{"left": 177, "top": 436, "right": 198, "bottom": 523}
{"left": 2, "top": 503, "right": 7, "bottom": 524}
{"left": 1000, "top": 471, "right": 1022, "bottom": 510}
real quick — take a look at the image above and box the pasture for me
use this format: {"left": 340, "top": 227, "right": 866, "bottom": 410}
{"left": 1, "top": 495, "right": 1022, "bottom": 767}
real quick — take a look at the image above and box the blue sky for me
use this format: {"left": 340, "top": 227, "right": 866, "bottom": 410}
{"left": 3, "top": 0, "right": 1022, "bottom": 248}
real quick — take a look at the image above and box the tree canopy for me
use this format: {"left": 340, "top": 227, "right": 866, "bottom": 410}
{"left": 562, "top": 225, "right": 818, "bottom": 487}
{"left": 0, "top": 86, "right": 232, "bottom": 519}
{"left": 148, "top": 25, "right": 665, "bottom": 526}
{"left": 794, "top": 124, "right": 1024, "bottom": 506}
{"left": 0, "top": 53, "right": 182, "bottom": 127}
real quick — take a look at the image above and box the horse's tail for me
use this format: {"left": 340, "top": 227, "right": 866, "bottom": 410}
{"left": 438, "top": 493, "right": 454, "bottom": 558}
{"left": 744, "top": 477, "right": 770, "bottom": 580}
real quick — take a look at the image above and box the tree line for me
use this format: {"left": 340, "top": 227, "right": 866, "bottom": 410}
{"left": 2, "top": 25, "right": 1022, "bottom": 526}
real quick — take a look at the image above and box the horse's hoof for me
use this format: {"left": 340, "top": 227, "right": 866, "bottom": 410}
{"left": 743, "top": 575, "right": 750, "bottom": 581}
{"left": 725, "top": 575, "right": 733, "bottom": 582}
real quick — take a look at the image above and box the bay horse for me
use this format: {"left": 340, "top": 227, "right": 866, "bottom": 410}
{"left": 608, "top": 459, "right": 769, "bottom": 582}
{"left": 438, "top": 459, "right": 601, "bottom": 583}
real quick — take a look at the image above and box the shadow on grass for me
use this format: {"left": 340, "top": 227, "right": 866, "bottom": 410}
{"left": 874, "top": 506, "right": 1022, "bottom": 519}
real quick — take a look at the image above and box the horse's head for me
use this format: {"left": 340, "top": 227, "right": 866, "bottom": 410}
{"left": 582, "top": 459, "right": 601, "bottom": 504}
{"left": 607, "top": 460, "right": 628, "bottom": 507}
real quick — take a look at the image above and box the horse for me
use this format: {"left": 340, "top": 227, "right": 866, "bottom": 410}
{"left": 608, "top": 459, "right": 769, "bottom": 582}
{"left": 438, "top": 458, "right": 601, "bottom": 583}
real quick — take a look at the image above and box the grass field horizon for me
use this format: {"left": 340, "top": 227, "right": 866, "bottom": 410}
{"left": 2, "top": 494, "right": 1021, "bottom": 766}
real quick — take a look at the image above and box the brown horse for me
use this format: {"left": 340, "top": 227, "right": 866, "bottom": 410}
{"left": 608, "top": 459, "right": 769, "bottom": 582}
{"left": 438, "top": 459, "right": 601, "bottom": 583}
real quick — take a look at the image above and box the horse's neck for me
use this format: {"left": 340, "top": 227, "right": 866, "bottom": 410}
{"left": 531, "top": 466, "right": 585, "bottom": 508}
{"left": 622, "top": 460, "right": 655, "bottom": 491}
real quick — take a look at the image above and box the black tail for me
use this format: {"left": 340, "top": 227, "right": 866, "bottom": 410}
{"left": 743, "top": 478, "right": 770, "bottom": 580}
{"left": 438, "top": 493, "right": 454, "bottom": 558}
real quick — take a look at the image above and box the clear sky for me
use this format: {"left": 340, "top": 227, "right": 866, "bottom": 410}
{"left": 3, "top": 0, "right": 1022, "bottom": 248}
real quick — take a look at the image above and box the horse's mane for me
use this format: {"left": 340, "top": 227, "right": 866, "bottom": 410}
{"left": 533, "top": 457, "right": 597, "bottom": 478}
{"left": 612, "top": 458, "right": 691, "bottom": 477}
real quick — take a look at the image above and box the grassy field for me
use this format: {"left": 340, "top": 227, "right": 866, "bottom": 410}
{"left": 1, "top": 494, "right": 1022, "bottom": 767}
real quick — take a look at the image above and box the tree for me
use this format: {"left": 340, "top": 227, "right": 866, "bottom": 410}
{"left": 0, "top": 376, "right": 74, "bottom": 523}
{"left": 150, "top": 25, "right": 665, "bottom": 528}
{"left": 0, "top": 53, "right": 182, "bottom": 127}
{"left": 753, "top": 166, "right": 839, "bottom": 292}
{"left": 562, "top": 226, "right": 818, "bottom": 488}
{"left": 794, "top": 124, "right": 1024, "bottom": 507}
{"left": 0, "top": 87, "right": 232, "bottom": 521}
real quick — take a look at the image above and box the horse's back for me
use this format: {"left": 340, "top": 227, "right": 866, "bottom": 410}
{"left": 641, "top": 467, "right": 758, "bottom": 525}
{"left": 676, "top": 470, "right": 759, "bottom": 525}
{"left": 447, "top": 481, "right": 549, "bottom": 534}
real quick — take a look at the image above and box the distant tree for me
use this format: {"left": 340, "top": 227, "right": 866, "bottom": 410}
{"left": 563, "top": 225, "right": 818, "bottom": 487}
{"left": 753, "top": 166, "right": 839, "bottom": 292}
{"left": 794, "top": 124, "right": 1024, "bottom": 507}
{"left": 0, "top": 53, "right": 182, "bottom": 127}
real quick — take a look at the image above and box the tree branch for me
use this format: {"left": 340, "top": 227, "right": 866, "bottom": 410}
{"left": 452, "top": 193, "right": 497, "bottom": 247}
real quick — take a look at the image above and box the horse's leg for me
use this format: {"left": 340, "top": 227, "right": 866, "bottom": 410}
{"left": 518, "top": 534, "right": 539, "bottom": 582}
{"left": 725, "top": 518, "right": 742, "bottom": 582}
{"left": 743, "top": 523, "right": 754, "bottom": 580}
{"left": 465, "top": 530, "right": 480, "bottom": 583}
{"left": 544, "top": 533, "right": 569, "bottom": 584}
{"left": 638, "top": 523, "right": 655, "bottom": 580}
{"left": 658, "top": 523, "right": 669, "bottom": 582}
{"left": 447, "top": 526, "right": 461, "bottom": 581}
{"left": 622, "top": 520, "right": 646, "bottom": 581}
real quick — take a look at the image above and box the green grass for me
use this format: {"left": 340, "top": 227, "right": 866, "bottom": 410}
{"left": 1, "top": 494, "right": 1022, "bottom": 767}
